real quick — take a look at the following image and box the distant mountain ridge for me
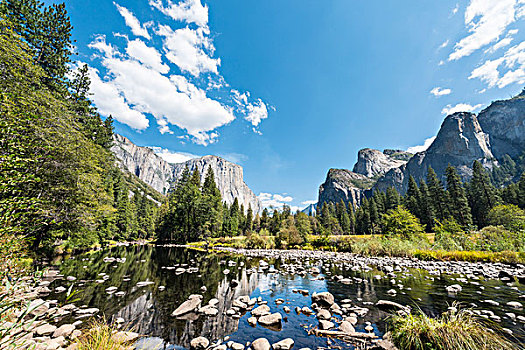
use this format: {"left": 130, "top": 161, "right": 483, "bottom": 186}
{"left": 111, "top": 134, "right": 262, "bottom": 212}
{"left": 317, "top": 90, "right": 525, "bottom": 209}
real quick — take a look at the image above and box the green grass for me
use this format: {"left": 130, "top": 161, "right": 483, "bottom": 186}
{"left": 389, "top": 306, "right": 520, "bottom": 350}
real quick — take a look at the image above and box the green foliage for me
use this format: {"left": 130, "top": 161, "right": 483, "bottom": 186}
{"left": 487, "top": 204, "right": 525, "bottom": 233}
{"left": 389, "top": 306, "right": 518, "bottom": 350}
{"left": 433, "top": 218, "right": 472, "bottom": 251}
{"left": 0, "top": 16, "right": 159, "bottom": 253}
{"left": 445, "top": 166, "right": 472, "bottom": 227}
{"left": 245, "top": 229, "right": 275, "bottom": 249}
{"left": 476, "top": 225, "right": 522, "bottom": 252}
{"left": 381, "top": 206, "right": 425, "bottom": 239}
{"left": 469, "top": 161, "right": 499, "bottom": 227}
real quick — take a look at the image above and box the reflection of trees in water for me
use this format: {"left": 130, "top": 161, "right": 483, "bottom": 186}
{"left": 91, "top": 247, "right": 262, "bottom": 348}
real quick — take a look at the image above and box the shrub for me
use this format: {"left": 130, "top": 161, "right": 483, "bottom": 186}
{"left": 245, "top": 230, "right": 275, "bottom": 249}
{"left": 487, "top": 204, "right": 525, "bottom": 233}
{"left": 381, "top": 206, "right": 425, "bottom": 239}
{"left": 433, "top": 218, "right": 473, "bottom": 251}
{"left": 389, "top": 306, "right": 518, "bottom": 350}
{"left": 475, "top": 225, "right": 520, "bottom": 252}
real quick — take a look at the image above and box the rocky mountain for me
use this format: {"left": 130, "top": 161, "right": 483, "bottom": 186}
{"left": 353, "top": 148, "right": 412, "bottom": 178}
{"left": 111, "top": 134, "right": 261, "bottom": 212}
{"left": 374, "top": 111, "right": 497, "bottom": 193}
{"left": 318, "top": 90, "right": 525, "bottom": 206}
{"left": 318, "top": 169, "right": 374, "bottom": 208}
{"left": 301, "top": 203, "right": 317, "bottom": 216}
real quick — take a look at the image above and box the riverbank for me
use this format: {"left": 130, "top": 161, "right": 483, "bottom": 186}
{"left": 187, "top": 235, "right": 525, "bottom": 264}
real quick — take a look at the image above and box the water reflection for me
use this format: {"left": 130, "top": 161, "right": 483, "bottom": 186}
{"left": 48, "top": 246, "right": 525, "bottom": 349}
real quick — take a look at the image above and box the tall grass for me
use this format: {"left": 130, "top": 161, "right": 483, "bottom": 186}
{"left": 74, "top": 319, "right": 138, "bottom": 350}
{"left": 389, "top": 306, "right": 520, "bottom": 350}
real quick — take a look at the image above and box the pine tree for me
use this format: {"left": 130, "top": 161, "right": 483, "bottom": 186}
{"left": 245, "top": 205, "right": 253, "bottom": 233}
{"left": 519, "top": 172, "right": 525, "bottom": 209}
{"left": 201, "top": 166, "right": 222, "bottom": 238}
{"left": 385, "top": 187, "right": 400, "bottom": 210}
{"left": 405, "top": 176, "right": 421, "bottom": 218}
{"left": 469, "top": 161, "right": 499, "bottom": 227}
{"left": 427, "top": 167, "right": 450, "bottom": 221}
{"left": 445, "top": 165, "right": 472, "bottom": 227}
{"left": 260, "top": 208, "right": 269, "bottom": 230}
{"left": 418, "top": 180, "right": 435, "bottom": 231}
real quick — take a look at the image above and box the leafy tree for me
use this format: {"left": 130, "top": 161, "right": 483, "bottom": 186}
{"left": 381, "top": 206, "right": 424, "bottom": 239}
{"left": 486, "top": 204, "right": 525, "bottom": 233}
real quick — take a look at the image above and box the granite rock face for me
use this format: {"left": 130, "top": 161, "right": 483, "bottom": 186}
{"left": 318, "top": 169, "right": 373, "bottom": 208}
{"left": 317, "top": 92, "right": 524, "bottom": 205}
{"left": 353, "top": 148, "right": 411, "bottom": 178}
{"left": 477, "top": 93, "right": 525, "bottom": 159}
{"left": 374, "top": 112, "right": 496, "bottom": 193}
{"left": 112, "top": 134, "right": 173, "bottom": 195}
{"left": 111, "top": 134, "right": 261, "bottom": 212}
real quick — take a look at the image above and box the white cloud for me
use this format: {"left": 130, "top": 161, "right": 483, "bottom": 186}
{"left": 217, "top": 153, "right": 248, "bottom": 164}
{"left": 439, "top": 40, "right": 449, "bottom": 49}
{"left": 452, "top": 3, "right": 459, "bottom": 15}
{"left": 126, "top": 39, "right": 170, "bottom": 73}
{"left": 407, "top": 136, "right": 436, "bottom": 154}
{"left": 86, "top": 65, "right": 149, "bottom": 130}
{"left": 232, "top": 90, "right": 269, "bottom": 128}
{"left": 441, "top": 103, "right": 483, "bottom": 115}
{"left": 258, "top": 193, "right": 296, "bottom": 211}
{"left": 114, "top": 2, "right": 151, "bottom": 40}
{"left": 469, "top": 41, "right": 525, "bottom": 88}
{"left": 149, "top": 0, "right": 208, "bottom": 28}
{"left": 430, "top": 87, "right": 452, "bottom": 96}
{"left": 87, "top": 1, "right": 270, "bottom": 144}
{"left": 151, "top": 147, "right": 198, "bottom": 163}
{"left": 449, "top": 0, "right": 518, "bottom": 61}
{"left": 157, "top": 25, "right": 219, "bottom": 76}
{"left": 301, "top": 200, "right": 317, "bottom": 206}
{"left": 89, "top": 36, "right": 234, "bottom": 145}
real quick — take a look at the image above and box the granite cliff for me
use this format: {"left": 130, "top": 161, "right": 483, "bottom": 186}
{"left": 111, "top": 134, "right": 261, "bottom": 212}
{"left": 317, "top": 90, "right": 525, "bottom": 208}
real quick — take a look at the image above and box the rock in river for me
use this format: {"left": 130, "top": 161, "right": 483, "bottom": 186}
{"left": 190, "top": 336, "right": 209, "bottom": 350}
{"left": 272, "top": 338, "right": 294, "bottom": 350}
{"left": 311, "top": 292, "right": 334, "bottom": 308}
{"left": 172, "top": 295, "right": 202, "bottom": 317}
{"left": 258, "top": 313, "right": 282, "bottom": 328}
{"left": 251, "top": 338, "right": 271, "bottom": 350}
{"left": 251, "top": 304, "right": 271, "bottom": 317}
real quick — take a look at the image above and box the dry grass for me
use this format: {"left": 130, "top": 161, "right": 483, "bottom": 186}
{"left": 389, "top": 305, "right": 521, "bottom": 350}
{"left": 74, "top": 319, "right": 138, "bottom": 350}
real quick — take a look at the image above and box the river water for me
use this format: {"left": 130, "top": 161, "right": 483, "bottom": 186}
{"left": 45, "top": 245, "right": 525, "bottom": 349}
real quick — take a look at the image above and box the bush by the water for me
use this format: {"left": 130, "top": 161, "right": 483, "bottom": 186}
{"left": 389, "top": 306, "right": 519, "bottom": 350}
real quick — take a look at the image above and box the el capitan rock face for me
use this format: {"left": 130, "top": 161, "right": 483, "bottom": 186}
{"left": 111, "top": 134, "right": 261, "bottom": 212}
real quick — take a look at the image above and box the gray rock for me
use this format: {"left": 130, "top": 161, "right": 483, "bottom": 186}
{"left": 318, "top": 320, "right": 335, "bottom": 330}
{"left": 258, "top": 313, "right": 282, "bottom": 327}
{"left": 172, "top": 295, "right": 202, "bottom": 316}
{"left": 353, "top": 148, "right": 410, "bottom": 178}
{"left": 272, "top": 338, "right": 294, "bottom": 350}
{"left": 111, "top": 331, "right": 140, "bottom": 343}
{"left": 112, "top": 134, "right": 261, "bottom": 211}
{"left": 251, "top": 338, "right": 271, "bottom": 350}
{"left": 316, "top": 309, "right": 331, "bottom": 320}
{"left": 339, "top": 320, "right": 355, "bottom": 334}
{"left": 52, "top": 324, "right": 75, "bottom": 338}
{"left": 190, "top": 336, "right": 209, "bottom": 350}
{"left": 311, "top": 292, "right": 335, "bottom": 308}
{"left": 252, "top": 304, "right": 271, "bottom": 317}
{"left": 35, "top": 324, "right": 56, "bottom": 336}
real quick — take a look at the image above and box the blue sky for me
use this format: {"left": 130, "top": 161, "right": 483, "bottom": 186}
{"left": 62, "top": 0, "right": 524, "bottom": 211}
